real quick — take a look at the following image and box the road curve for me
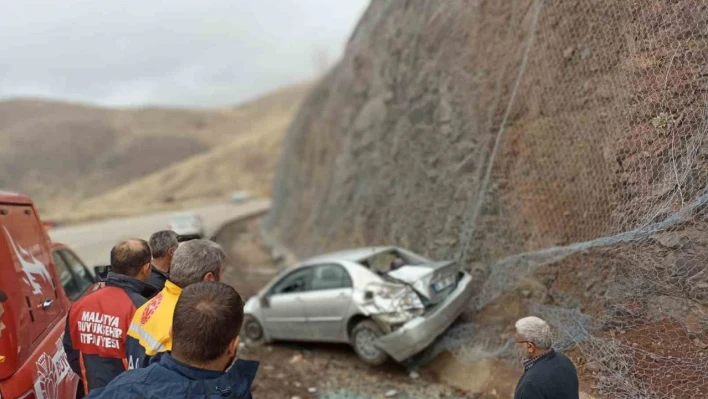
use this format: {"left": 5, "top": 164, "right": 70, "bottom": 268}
{"left": 49, "top": 199, "right": 270, "bottom": 267}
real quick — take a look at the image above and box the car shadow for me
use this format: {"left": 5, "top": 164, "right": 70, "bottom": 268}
{"left": 265, "top": 341, "right": 412, "bottom": 374}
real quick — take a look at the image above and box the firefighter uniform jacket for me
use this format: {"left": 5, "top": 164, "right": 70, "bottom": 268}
{"left": 62, "top": 272, "right": 157, "bottom": 394}
{"left": 126, "top": 280, "right": 182, "bottom": 369}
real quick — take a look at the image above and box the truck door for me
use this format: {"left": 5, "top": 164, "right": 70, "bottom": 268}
{"left": 1, "top": 205, "right": 65, "bottom": 344}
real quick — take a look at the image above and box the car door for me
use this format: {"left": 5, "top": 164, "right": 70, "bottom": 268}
{"left": 300, "top": 264, "right": 354, "bottom": 342}
{"left": 58, "top": 249, "right": 95, "bottom": 298}
{"left": 52, "top": 251, "right": 83, "bottom": 301}
{"left": 262, "top": 267, "right": 313, "bottom": 340}
{"left": 52, "top": 249, "right": 94, "bottom": 301}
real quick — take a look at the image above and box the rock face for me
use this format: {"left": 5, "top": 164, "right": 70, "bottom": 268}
{"left": 267, "top": 1, "right": 708, "bottom": 398}
{"left": 267, "top": 0, "right": 537, "bottom": 259}
{"left": 267, "top": 0, "right": 706, "bottom": 260}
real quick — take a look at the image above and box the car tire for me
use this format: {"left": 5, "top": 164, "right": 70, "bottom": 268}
{"left": 243, "top": 315, "right": 268, "bottom": 344}
{"left": 351, "top": 320, "right": 389, "bottom": 366}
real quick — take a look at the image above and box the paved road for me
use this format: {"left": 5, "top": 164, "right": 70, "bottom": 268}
{"left": 49, "top": 199, "right": 270, "bottom": 267}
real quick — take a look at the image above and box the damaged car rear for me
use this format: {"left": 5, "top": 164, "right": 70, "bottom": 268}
{"left": 242, "top": 246, "right": 475, "bottom": 365}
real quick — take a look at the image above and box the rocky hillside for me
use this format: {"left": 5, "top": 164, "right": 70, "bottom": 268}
{"left": 267, "top": 1, "right": 708, "bottom": 397}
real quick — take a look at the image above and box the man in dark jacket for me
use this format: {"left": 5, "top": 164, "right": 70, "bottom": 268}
{"left": 63, "top": 239, "right": 157, "bottom": 395}
{"left": 147, "top": 230, "right": 178, "bottom": 291}
{"left": 514, "top": 316, "right": 579, "bottom": 399}
{"left": 87, "top": 282, "right": 258, "bottom": 399}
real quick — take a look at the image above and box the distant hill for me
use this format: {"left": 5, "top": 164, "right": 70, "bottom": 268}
{"left": 71, "top": 87, "right": 302, "bottom": 221}
{"left": 0, "top": 82, "right": 311, "bottom": 218}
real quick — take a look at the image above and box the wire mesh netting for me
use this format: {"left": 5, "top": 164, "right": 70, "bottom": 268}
{"left": 268, "top": 0, "right": 708, "bottom": 397}
{"left": 444, "top": 0, "right": 708, "bottom": 398}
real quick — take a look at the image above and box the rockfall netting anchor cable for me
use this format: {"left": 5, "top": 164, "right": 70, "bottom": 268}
{"left": 391, "top": 0, "right": 547, "bottom": 376}
{"left": 477, "top": 181, "right": 708, "bottom": 309}
{"left": 456, "top": 0, "right": 545, "bottom": 268}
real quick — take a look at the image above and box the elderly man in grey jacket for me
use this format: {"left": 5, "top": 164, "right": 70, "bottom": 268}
{"left": 514, "top": 316, "right": 579, "bottom": 399}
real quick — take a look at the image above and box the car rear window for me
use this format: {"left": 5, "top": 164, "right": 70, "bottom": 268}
{"left": 361, "top": 250, "right": 425, "bottom": 273}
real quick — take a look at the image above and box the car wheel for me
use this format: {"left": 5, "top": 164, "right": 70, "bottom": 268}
{"left": 351, "top": 320, "right": 389, "bottom": 366}
{"left": 243, "top": 316, "right": 266, "bottom": 343}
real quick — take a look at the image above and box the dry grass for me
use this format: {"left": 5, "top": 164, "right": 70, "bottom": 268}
{"left": 51, "top": 83, "right": 311, "bottom": 221}
{"left": 0, "top": 82, "right": 312, "bottom": 220}
{"left": 65, "top": 105, "right": 294, "bottom": 221}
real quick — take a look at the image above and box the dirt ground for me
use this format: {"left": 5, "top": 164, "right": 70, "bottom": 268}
{"left": 215, "top": 216, "right": 493, "bottom": 399}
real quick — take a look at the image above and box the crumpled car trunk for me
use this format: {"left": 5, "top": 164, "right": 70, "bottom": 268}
{"left": 387, "top": 260, "right": 461, "bottom": 305}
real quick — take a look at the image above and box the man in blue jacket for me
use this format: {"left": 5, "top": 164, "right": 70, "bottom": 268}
{"left": 87, "top": 282, "right": 258, "bottom": 399}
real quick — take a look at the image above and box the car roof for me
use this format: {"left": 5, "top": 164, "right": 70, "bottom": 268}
{"left": 171, "top": 213, "right": 198, "bottom": 218}
{"left": 51, "top": 242, "right": 68, "bottom": 251}
{"left": 0, "top": 190, "right": 32, "bottom": 205}
{"left": 262, "top": 247, "right": 392, "bottom": 293}
{"left": 302, "top": 246, "right": 398, "bottom": 265}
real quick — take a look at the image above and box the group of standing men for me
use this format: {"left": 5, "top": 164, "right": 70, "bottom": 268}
{"left": 62, "top": 231, "right": 257, "bottom": 399}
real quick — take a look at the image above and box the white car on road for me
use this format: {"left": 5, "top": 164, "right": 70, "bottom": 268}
{"left": 230, "top": 191, "right": 251, "bottom": 204}
{"left": 168, "top": 213, "right": 205, "bottom": 240}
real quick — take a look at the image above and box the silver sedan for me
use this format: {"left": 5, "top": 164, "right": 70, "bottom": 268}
{"left": 242, "top": 246, "right": 475, "bottom": 365}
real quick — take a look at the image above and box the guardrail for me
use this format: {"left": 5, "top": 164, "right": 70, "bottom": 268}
{"left": 209, "top": 201, "right": 271, "bottom": 241}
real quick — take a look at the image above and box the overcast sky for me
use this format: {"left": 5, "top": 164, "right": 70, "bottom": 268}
{"left": 0, "top": 0, "right": 369, "bottom": 107}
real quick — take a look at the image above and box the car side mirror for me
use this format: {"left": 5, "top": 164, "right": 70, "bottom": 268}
{"left": 260, "top": 295, "right": 270, "bottom": 308}
{"left": 94, "top": 265, "right": 111, "bottom": 281}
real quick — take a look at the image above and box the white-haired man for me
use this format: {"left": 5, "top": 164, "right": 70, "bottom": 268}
{"left": 514, "top": 316, "right": 579, "bottom": 399}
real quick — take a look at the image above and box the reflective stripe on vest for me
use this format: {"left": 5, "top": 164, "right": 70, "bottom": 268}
{"left": 128, "top": 322, "right": 165, "bottom": 354}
